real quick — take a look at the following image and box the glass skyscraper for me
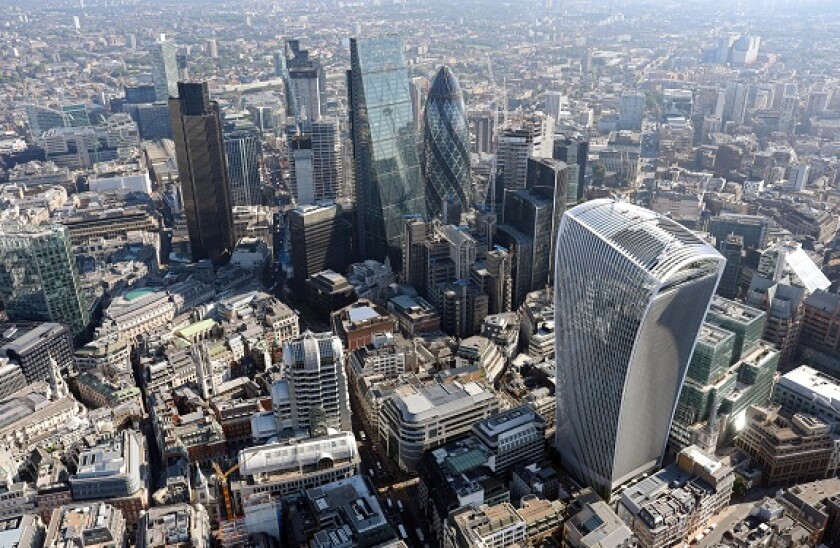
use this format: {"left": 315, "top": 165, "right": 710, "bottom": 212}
{"left": 422, "top": 66, "right": 471, "bottom": 218}
{"left": 151, "top": 39, "right": 178, "bottom": 102}
{"left": 554, "top": 199, "right": 724, "bottom": 497}
{"left": 224, "top": 128, "right": 262, "bottom": 206}
{"left": 170, "top": 81, "right": 235, "bottom": 265}
{"left": 0, "top": 223, "right": 90, "bottom": 338}
{"left": 349, "top": 35, "right": 425, "bottom": 268}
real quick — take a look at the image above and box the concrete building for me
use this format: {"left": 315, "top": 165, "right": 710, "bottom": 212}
{"left": 445, "top": 502, "right": 527, "bottom": 548}
{"left": 0, "top": 515, "right": 45, "bottom": 548}
{"left": 0, "top": 322, "right": 73, "bottom": 386}
{"left": 471, "top": 405, "right": 546, "bottom": 475}
{"left": 283, "top": 332, "right": 351, "bottom": 434}
{"left": 617, "top": 446, "right": 734, "bottom": 548}
{"left": 287, "top": 203, "right": 354, "bottom": 291}
{"left": 304, "top": 475, "right": 396, "bottom": 547}
{"left": 736, "top": 405, "right": 838, "bottom": 485}
{"left": 773, "top": 365, "right": 840, "bottom": 430}
{"left": 137, "top": 504, "right": 211, "bottom": 548}
{"left": 44, "top": 502, "right": 126, "bottom": 548}
{"left": 379, "top": 379, "right": 501, "bottom": 472}
{"left": 564, "top": 488, "right": 635, "bottom": 547}
{"left": 331, "top": 300, "right": 397, "bottom": 351}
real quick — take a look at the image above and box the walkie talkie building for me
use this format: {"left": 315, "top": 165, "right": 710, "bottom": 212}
{"left": 554, "top": 199, "right": 724, "bottom": 497}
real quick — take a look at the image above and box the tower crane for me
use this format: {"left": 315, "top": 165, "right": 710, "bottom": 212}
{"left": 212, "top": 449, "right": 260, "bottom": 521}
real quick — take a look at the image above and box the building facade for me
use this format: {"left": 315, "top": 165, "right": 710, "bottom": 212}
{"left": 554, "top": 200, "right": 724, "bottom": 497}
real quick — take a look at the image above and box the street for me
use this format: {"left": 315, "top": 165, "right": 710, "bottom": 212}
{"left": 350, "top": 389, "right": 434, "bottom": 547}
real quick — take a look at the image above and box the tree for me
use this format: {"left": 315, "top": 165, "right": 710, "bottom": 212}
{"left": 592, "top": 162, "right": 606, "bottom": 185}
{"left": 732, "top": 476, "right": 747, "bottom": 498}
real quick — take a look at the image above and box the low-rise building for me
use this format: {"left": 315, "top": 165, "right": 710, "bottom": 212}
{"left": 471, "top": 405, "right": 546, "bottom": 475}
{"left": 230, "top": 432, "right": 360, "bottom": 515}
{"left": 332, "top": 300, "right": 397, "bottom": 351}
{"left": 564, "top": 488, "right": 635, "bottom": 548}
{"left": 0, "top": 515, "right": 45, "bottom": 548}
{"left": 44, "top": 502, "right": 126, "bottom": 547}
{"left": 445, "top": 502, "right": 527, "bottom": 548}
{"left": 379, "top": 379, "right": 501, "bottom": 472}
{"left": 137, "top": 503, "right": 211, "bottom": 548}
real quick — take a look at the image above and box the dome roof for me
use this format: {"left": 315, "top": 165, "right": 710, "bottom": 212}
{"left": 428, "top": 66, "right": 462, "bottom": 100}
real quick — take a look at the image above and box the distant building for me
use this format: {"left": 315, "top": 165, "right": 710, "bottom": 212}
{"left": 709, "top": 213, "right": 770, "bottom": 250}
{"left": 151, "top": 39, "right": 178, "bottom": 102}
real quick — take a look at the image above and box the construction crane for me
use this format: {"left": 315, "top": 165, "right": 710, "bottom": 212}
{"left": 212, "top": 450, "right": 259, "bottom": 521}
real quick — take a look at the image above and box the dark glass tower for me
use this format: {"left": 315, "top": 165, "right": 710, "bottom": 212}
{"left": 170, "top": 81, "right": 235, "bottom": 265}
{"left": 423, "top": 66, "right": 471, "bottom": 219}
{"left": 348, "top": 36, "right": 425, "bottom": 268}
{"left": 224, "top": 128, "right": 262, "bottom": 206}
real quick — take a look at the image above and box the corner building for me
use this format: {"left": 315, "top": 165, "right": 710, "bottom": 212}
{"left": 554, "top": 199, "right": 724, "bottom": 497}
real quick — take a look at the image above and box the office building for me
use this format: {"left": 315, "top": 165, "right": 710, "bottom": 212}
{"left": 303, "top": 475, "right": 396, "bottom": 547}
{"left": 283, "top": 39, "right": 326, "bottom": 120}
{"left": 44, "top": 503, "right": 125, "bottom": 548}
{"left": 619, "top": 91, "right": 646, "bottom": 131}
{"left": 288, "top": 203, "right": 354, "bottom": 290}
{"left": 151, "top": 39, "right": 178, "bottom": 102}
{"left": 445, "top": 503, "right": 527, "bottom": 548}
{"left": 231, "top": 432, "right": 359, "bottom": 512}
{"left": 283, "top": 332, "right": 351, "bottom": 433}
{"left": 705, "top": 296, "right": 767, "bottom": 362}
{"left": 491, "top": 114, "right": 554, "bottom": 217}
{"left": 618, "top": 446, "right": 734, "bottom": 548}
{"left": 471, "top": 405, "right": 546, "bottom": 475}
{"left": 717, "top": 234, "right": 744, "bottom": 299}
{"left": 553, "top": 135, "right": 588, "bottom": 202}
{"left": 801, "top": 290, "right": 840, "bottom": 356}
{"left": 0, "top": 322, "right": 73, "bottom": 385}
{"left": 0, "top": 224, "right": 90, "bottom": 337}
{"left": 379, "top": 379, "right": 500, "bottom": 472}
{"left": 310, "top": 118, "right": 343, "bottom": 201}
{"left": 170, "top": 81, "right": 235, "bottom": 265}
{"left": 736, "top": 405, "right": 838, "bottom": 485}
{"left": 0, "top": 515, "right": 44, "bottom": 548}
{"left": 773, "top": 365, "right": 840, "bottom": 429}
{"left": 709, "top": 213, "right": 770, "bottom": 250}
{"left": 223, "top": 128, "right": 262, "bottom": 206}
{"left": 470, "top": 110, "right": 495, "bottom": 155}
{"left": 69, "top": 429, "right": 148, "bottom": 526}
{"left": 137, "top": 504, "right": 211, "bottom": 548}
{"left": 564, "top": 489, "right": 635, "bottom": 548}
{"left": 554, "top": 200, "right": 724, "bottom": 497}
{"left": 26, "top": 105, "right": 70, "bottom": 138}
{"left": 349, "top": 36, "right": 425, "bottom": 268}
{"left": 423, "top": 66, "right": 471, "bottom": 218}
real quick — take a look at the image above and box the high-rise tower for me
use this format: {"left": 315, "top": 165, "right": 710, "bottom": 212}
{"left": 170, "top": 81, "right": 235, "bottom": 265}
{"left": 422, "top": 66, "right": 471, "bottom": 219}
{"left": 554, "top": 199, "right": 724, "bottom": 497}
{"left": 151, "top": 39, "right": 178, "bottom": 102}
{"left": 349, "top": 36, "right": 425, "bottom": 268}
{"left": 0, "top": 224, "right": 90, "bottom": 338}
{"left": 224, "top": 128, "right": 262, "bottom": 206}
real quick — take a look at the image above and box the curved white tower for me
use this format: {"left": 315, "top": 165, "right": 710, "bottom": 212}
{"left": 554, "top": 199, "right": 724, "bottom": 497}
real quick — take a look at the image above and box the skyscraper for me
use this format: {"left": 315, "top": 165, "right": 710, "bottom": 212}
{"left": 554, "top": 200, "right": 724, "bottom": 497}
{"left": 283, "top": 39, "right": 327, "bottom": 121}
{"left": 310, "top": 118, "right": 343, "bottom": 201}
{"left": 151, "top": 39, "right": 178, "bottom": 102}
{"left": 283, "top": 331, "right": 351, "bottom": 433}
{"left": 170, "top": 81, "right": 235, "bottom": 265}
{"left": 288, "top": 203, "right": 355, "bottom": 291}
{"left": 0, "top": 223, "right": 90, "bottom": 338}
{"left": 423, "top": 66, "right": 471, "bottom": 219}
{"left": 224, "top": 128, "right": 262, "bottom": 206}
{"left": 349, "top": 36, "right": 425, "bottom": 268}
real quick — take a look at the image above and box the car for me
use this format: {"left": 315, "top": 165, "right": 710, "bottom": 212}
{"left": 375, "top": 460, "right": 383, "bottom": 470}
{"left": 359, "top": 431, "right": 366, "bottom": 440}
{"left": 367, "top": 469, "right": 375, "bottom": 478}
{"left": 397, "top": 500, "right": 404, "bottom": 512}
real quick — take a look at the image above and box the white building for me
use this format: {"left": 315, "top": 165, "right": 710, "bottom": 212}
{"left": 773, "top": 365, "right": 840, "bottom": 430}
{"left": 378, "top": 379, "right": 501, "bottom": 472}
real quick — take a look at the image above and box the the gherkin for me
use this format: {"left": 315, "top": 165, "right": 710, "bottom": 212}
{"left": 423, "top": 66, "right": 471, "bottom": 219}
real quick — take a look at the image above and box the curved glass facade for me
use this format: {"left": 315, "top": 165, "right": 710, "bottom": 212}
{"left": 422, "top": 66, "right": 471, "bottom": 219}
{"left": 553, "top": 199, "right": 724, "bottom": 497}
{"left": 349, "top": 36, "right": 425, "bottom": 269}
